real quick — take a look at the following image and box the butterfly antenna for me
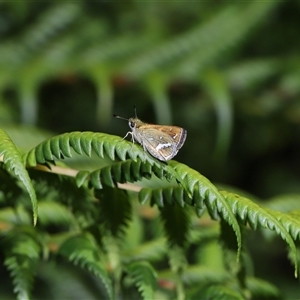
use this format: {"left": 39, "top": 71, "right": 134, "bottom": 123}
{"left": 113, "top": 114, "right": 128, "bottom": 121}
{"left": 133, "top": 105, "right": 137, "bottom": 118}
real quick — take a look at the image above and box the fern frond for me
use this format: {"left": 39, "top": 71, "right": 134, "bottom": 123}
{"left": 3, "top": 230, "right": 41, "bottom": 300}
{"left": 139, "top": 186, "right": 193, "bottom": 207}
{"left": 168, "top": 161, "right": 242, "bottom": 260}
{"left": 95, "top": 187, "right": 132, "bottom": 238}
{"left": 125, "top": 2, "right": 277, "bottom": 79}
{"left": 124, "top": 261, "right": 157, "bottom": 300}
{"left": 76, "top": 170, "right": 90, "bottom": 187}
{"left": 0, "top": 129, "right": 38, "bottom": 225}
{"left": 24, "top": 132, "right": 164, "bottom": 167}
{"left": 221, "top": 191, "right": 298, "bottom": 276}
{"left": 58, "top": 234, "right": 113, "bottom": 300}
{"left": 178, "top": 2, "right": 277, "bottom": 78}
{"left": 85, "top": 159, "right": 154, "bottom": 189}
{"left": 265, "top": 209, "right": 300, "bottom": 241}
{"left": 28, "top": 169, "right": 96, "bottom": 227}
{"left": 26, "top": 131, "right": 178, "bottom": 191}
{"left": 15, "top": 4, "right": 80, "bottom": 63}
{"left": 160, "top": 203, "right": 191, "bottom": 247}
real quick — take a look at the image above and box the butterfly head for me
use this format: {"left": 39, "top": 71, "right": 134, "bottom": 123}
{"left": 114, "top": 105, "right": 144, "bottom": 130}
{"left": 128, "top": 117, "right": 144, "bottom": 129}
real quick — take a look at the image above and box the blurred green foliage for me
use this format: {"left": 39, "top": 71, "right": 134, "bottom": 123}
{"left": 0, "top": 1, "right": 300, "bottom": 299}
{"left": 1, "top": 1, "right": 300, "bottom": 197}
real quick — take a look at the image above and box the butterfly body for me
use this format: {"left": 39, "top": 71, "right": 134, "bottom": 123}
{"left": 122, "top": 116, "right": 187, "bottom": 161}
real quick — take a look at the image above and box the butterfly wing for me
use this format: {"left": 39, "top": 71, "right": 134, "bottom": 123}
{"left": 155, "top": 126, "right": 187, "bottom": 151}
{"left": 136, "top": 125, "right": 187, "bottom": 161}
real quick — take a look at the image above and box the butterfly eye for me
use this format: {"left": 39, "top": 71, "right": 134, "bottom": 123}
{"left": 129, "top": 121, "right": 135, "bottom": 129}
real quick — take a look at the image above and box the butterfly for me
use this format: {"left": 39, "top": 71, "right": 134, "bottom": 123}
{"left": 114, "top": 106, "right": 187, "bottom": 161}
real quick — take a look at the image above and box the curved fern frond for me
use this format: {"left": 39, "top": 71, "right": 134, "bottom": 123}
{"left": 58, "top": 234, "right": 113, "bottom": 300}
{"left": 0, "top": 129, "right": 38, "bottom": 225}
{"left": 3, "top": 230, "right": 41, "bottom": 300}
{"left": 124, "top": 261, "right": 157, "bottom": 300}
{"left": 168, "top": 161, "right": 242, "bottom": 260}
{"left": 25, "top": 132, "right": 243, "bottom": 258}
{"left": 78, "top": 158, "right": 174, "bottom": 190}
{"left": 24, "top": 132, "right": 164, "bottom": 168}
{"left": 90, "top": 160, "right": 152, "bottom": 189}
{"left": 25, "top": 131, "right": 185, "bottom": 192}
{"left": 264, "top": 209, "right": 300, "bottom": 241}
{"left": 221, "top": 191, "right": 298, "bottom": 276}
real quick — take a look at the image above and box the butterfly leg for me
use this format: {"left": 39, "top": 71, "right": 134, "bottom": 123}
{"left": 122, "top": 131, "right": 134, "bottom": 142}
{"left": 122, "top": 131, "right": 137, "bottom": 153}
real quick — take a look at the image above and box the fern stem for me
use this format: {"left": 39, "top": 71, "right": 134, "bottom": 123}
{"left": 174, "top": 272, "right": 185, "bottom": 300}
{"left": 24, "top": 162, "right": 142, "bottom": 192}
{"left": 102, "top": 235, "right": 122, "bottom": 297}
{"left": 169, "top": 246, "right": 187, "bottom": 300}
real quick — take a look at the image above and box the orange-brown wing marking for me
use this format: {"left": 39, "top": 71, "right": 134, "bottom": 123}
{"left": 154, "top": 126, "right": 187, "bottom": 150}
